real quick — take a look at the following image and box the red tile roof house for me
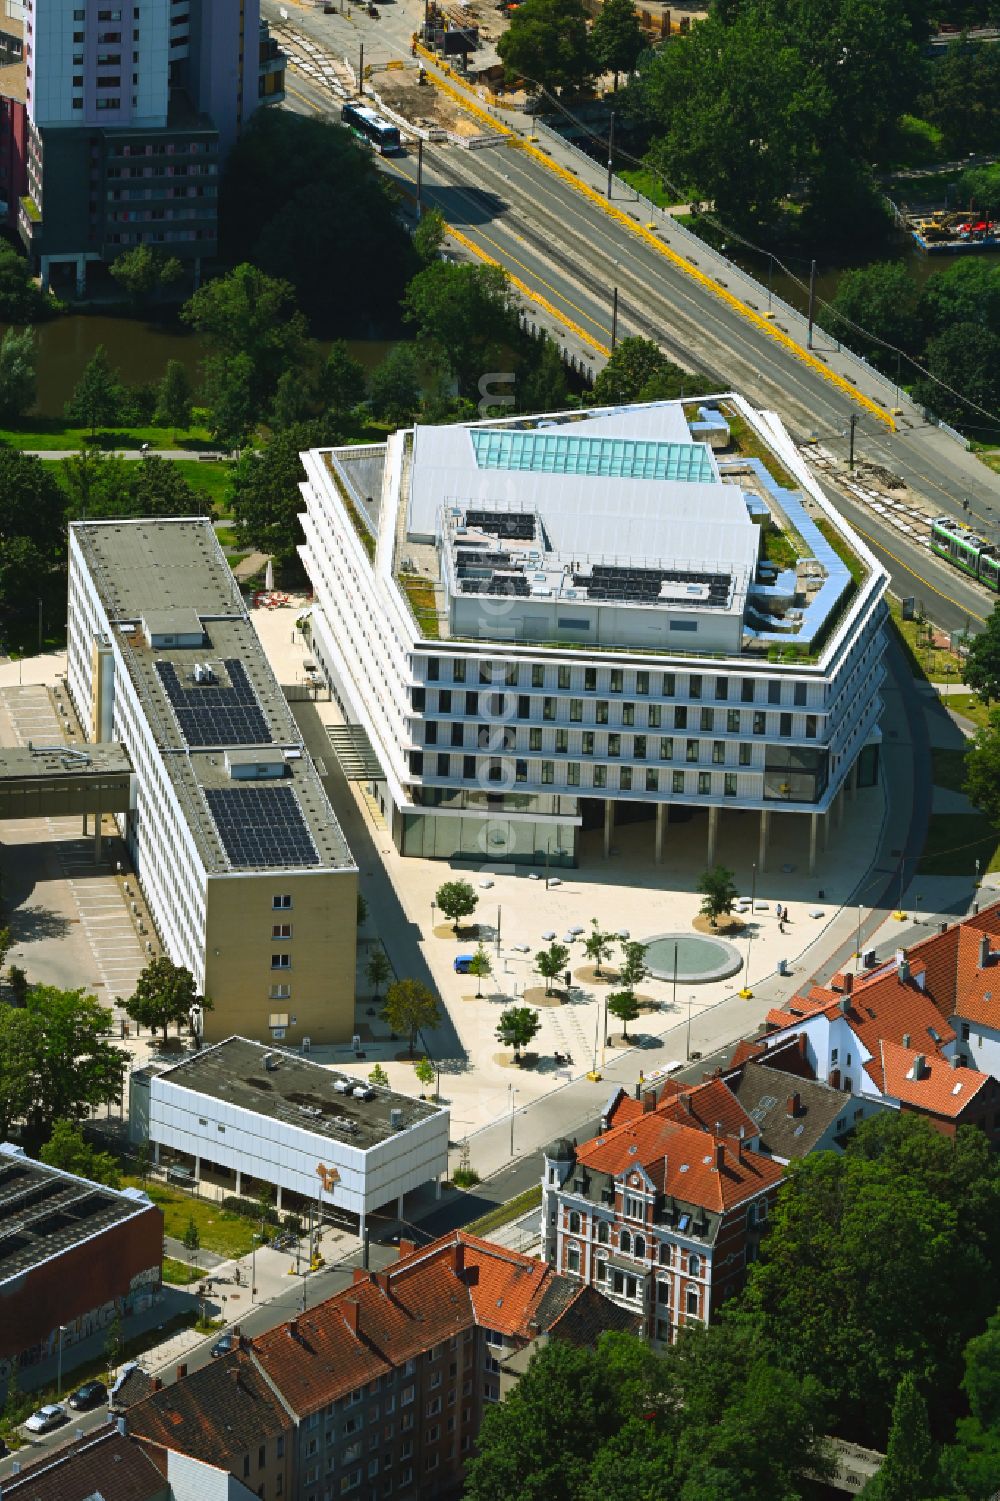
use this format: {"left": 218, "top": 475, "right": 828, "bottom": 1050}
{"left": 248, "top": 1229, "right": 635, "bottom": 1501}
{"left": 542, "top": 1078, "right": 784, "bottom": 1346}
{"left": 755, "top": 902, "right": 1000, "bottom": 1141}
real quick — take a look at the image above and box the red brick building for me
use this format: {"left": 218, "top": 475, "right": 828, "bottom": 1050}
{"left": 0, "top": 11, "right": 27, "bottom": 230}
{"left": 0, "top": 1144, "right": 162, "bottom": 1394}
{"left": 542, "top": 1079, "right": 784, "bottom": 1345}
{"left": 250, "top": 1230, "right": 634, "bottom": 1501}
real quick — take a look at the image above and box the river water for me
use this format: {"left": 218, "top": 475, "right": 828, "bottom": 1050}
{"left": 0, "top": 314, "right": 397, "bottom": 417}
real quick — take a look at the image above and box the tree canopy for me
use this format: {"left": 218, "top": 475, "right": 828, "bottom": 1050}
{"left": 125, "top": 957, "right": 207, "bottom": 1042}
{"left": 403, "top": 261, "right": 516, "bottom": 399}
{"left": 591, "top": 338, "right": 699, "bottom": 406}
{"left": 0, "top": 987, "right": 126, "bottom": 1145}
{"left": 0, "top": 328, "right": 37, "bottom": 421}
{"left": 434, "top": 879, "right": 478, "bottom": 930}
{"left": 497, "top": 0, "right": 592, "bottom": 94}
{"left": 220, "top": 109, "right": 416, "bottom": 334}
{"left": 229, "top": 421, "right": 334, "bottom": 567}
{"left": 590, "top": 0, "right": 646, "bottom": 89}
{"left": 964, "top": 605, "right": 1000, "bottom": 704}
{"left": 383, "top": 978, "right": 440, "bottom": 1058}
{"left": 39, "top": 1120, "right": 122, "bottom": 1188}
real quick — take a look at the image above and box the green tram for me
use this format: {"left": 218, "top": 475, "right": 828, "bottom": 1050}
{"left": 930, "top": 516, "right": 1000, "bottom": 592}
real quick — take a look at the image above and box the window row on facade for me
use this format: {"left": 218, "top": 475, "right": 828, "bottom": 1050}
{"left": 420, "top": 658, "right": 824, "bottom": 708}
{"left": 415, "top": 690, "right": 824, "bottom": 740}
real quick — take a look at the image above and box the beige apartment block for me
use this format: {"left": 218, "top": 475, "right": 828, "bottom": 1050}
{"left": 66, "top": 517, "right": 357, "bottom": 1048}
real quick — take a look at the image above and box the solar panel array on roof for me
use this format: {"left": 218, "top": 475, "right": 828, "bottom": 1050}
{"left": 155, "top": 659, "right": 271, "bottom": 746}
{"left": 204, "top": 785, "right": 319, "bottom": 868}
{"left": 469, "top": 428, "right": 715, "bottom": 483}
{"left": 464, "top": 510, "right": 535, "bottom": 541}
{"left": 577, "top": 565, "right": 731, "bottom": 606}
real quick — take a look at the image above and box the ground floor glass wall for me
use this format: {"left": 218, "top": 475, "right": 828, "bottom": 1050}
{"left": 401, "top": 812, "right": 578, "bottom": 865}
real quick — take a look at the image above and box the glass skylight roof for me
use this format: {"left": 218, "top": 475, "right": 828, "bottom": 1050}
{"left": 470, "top": 428, "right": 715, "bottom": 483}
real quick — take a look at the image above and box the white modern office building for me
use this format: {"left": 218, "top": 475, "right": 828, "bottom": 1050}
{"left": 66, "top": 518, "right": 358, "bottom": 1045}
{"left": 130, "top": 1036, "right": 450, "bottom": 1228}
{"left": 298, "top": 396, "right": 888, "bottom": 874}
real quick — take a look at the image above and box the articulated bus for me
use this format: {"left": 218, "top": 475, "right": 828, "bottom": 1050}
{"left": 341, "top": 101, "right": 402, "bottom": 155}
{"left": 930, "top": 515, "right": 1000, "bottom": 592}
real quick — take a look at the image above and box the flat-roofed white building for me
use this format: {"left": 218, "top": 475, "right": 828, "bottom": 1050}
{"left": 298, "top": 396, "right": 887, "bottom": 874}
{"left": 131, "top": 1036, "right": 450, "bottom": 1229}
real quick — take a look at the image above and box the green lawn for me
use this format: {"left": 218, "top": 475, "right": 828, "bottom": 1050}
{"left": 464, "top": 1184, "right": 542, "bottom": 1237}
{"left": 931, "top": 745, "right": 970, "bottom": 794}
{"left": 0, "top": 419, "right": 216, "bottom": 452}
{"left": 122, "top": 1176, "right": 258, "bottom": 1257}
{"left": 620, "top": 167, "right": 680, "bottom": 208}
{"left": 879, "top": 114, "right": 946, "bottom": 172}
{"left": 162, "top": 1256, "right": 203, "bottom": 1285}
{"left": 887, "top": 600, "right": 965, "bottom": 685}
{"left": 171, "top": 459, "right": 233, "bottom": 514}
{"left": 918, "top": 814, "right": 1000, "bottom": 876}
{"left": 942, "top": 692, "right": 992, "bottom": 732}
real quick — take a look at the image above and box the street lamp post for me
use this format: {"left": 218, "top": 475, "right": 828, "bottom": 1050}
{"left": 431, "top": 901, "right": 436, "bottom": 931}
{"left": 56, "top": 1323, "right": 69, "bottom": 1399}
{"left": 686, "top": 994, "right": 694, "bottom": 1060}
{"left": 508, "top": 1083, "right": 517, "bottom": 1157}
{"left": 251, "top": 1232, "right": 261, "bottom": 1301}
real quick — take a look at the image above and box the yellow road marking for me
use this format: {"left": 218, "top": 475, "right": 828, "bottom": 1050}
{"left": 446, "top": 225, "right": 610, "bottom": 356}
{"left": 285, "top": 81, "right": 325, "bottom": 114}
{"left": 415, "top": 44, "right": 894, "bottom": 431}
{"left": 848, "top": 517, "right": 987, "bottom": 624}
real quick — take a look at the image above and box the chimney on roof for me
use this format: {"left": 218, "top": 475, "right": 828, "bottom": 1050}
{"left": 352, "top": 1267, "right": 368, "bottom": 1286}
{"left": 643, "top": 1091, "right": 656, "bottom": 1113}
{"left": 842, "top": 971, "right": 853, "bottom": 994}
{"left": 176, "top": 1364, "right": 187, "bottom": 1381}
{"left": 798, "top": 1034, "right": 807, "bottom": 1057}
{"left": 289, "top": 1319, "right": 299, "bottom": 1339}
{"left": 910, "top": 1053, "right": 926, "bottom": 1081}
{"left": 230, "top": 1368, "right": 242, "bottom": 1388}
{"left": 398, "top": 1239, "right": 416, "bottom": 1258}
{"left": 839, "top": 995, "right": 850, "bottom": 1015}
{"left": 682, "top": 1091, "right": 692, "bottom": 1114}
{"left": 451, "top": 1240, "right": 465, "bottom": 1278}
{"left": 980, "top": 934, "right": 991, "bottom": 969}
{"left": 150, "top": 1378, "right": 163, "bottom": 1393}
{"left": 951, "top": 1053, "right": 961, "bottom": 1070}
{"left": 375, "top": 1270, "right": 391, "bottom": 1295}
{"left": 903, "top": 1033, "right": 911, "bottom": 1049}
{"left": 713, "top": 1142, "right": 725, "bottom": 1172}
{"left": 939, "top": 921, "right": 949, "bottom": 934}
{"left": 787, "top": 1093, "right": 801, "bottom": 1118}
{"left": 714, "top": 1119, "right": 723, "bottom": 1136}
{"left": 898, "top": 950, "right": 910, "bottom": 983}
{"left": 343, "top": 1300, "right": 360, "bottom": 1336}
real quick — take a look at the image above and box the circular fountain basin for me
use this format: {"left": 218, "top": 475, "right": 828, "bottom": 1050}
{"left": 643, "top": 932, "right": 743, "bottom": 985}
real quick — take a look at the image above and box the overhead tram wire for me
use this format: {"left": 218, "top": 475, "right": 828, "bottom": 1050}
{"left": 514, "top": 79, "right": 1000, "bottom": 429}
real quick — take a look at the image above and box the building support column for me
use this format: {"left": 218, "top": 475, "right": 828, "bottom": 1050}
{"left": 275, "top": 1185, "right": 283, "bottom": 1212}
{"left": 706, "top": 805, "right": 719, "bottom": 866}
{"left": 93, "top": 813, "right": 102, "bottom": 864}
{"left": 655, "top": 803, "right": 667, "bottom": 864}
{"left": 397, "top": 1193, "right": 404, "bottom": 1220}
{"left": 40, "top": 256, "right": 51, "bottom": 293}
{"left": 82, "top": 812, "right": 88, "bottom": 835}
{"left": 435, "top": 1172, "right": 443, "bottom": 1199}
{"left": 834, "top": 784, "right": 844, "bottom": 830}
{"left": 75, "top": 255, "right": 86, "bottom": 298}
{"left": 821, "top": 809, "right": 829, "bottom": 852}
{"left": 847, "top": 759, "right": 858, "bottom": 801}
{"left": 152, "top": 1141, "right": 160, "bottom": 1166}
{"left": 758, "top": 809, "right": 770, "bottom": 871}
{"left": 808, "top": 812, "right": 819, "bottom": 877}
{"left": 192, "top": 1154, "right": 200, "bottom": 1182}
{"left": 235, "top": 1167, "right": 242, "bottom": 1197}
{"left": 603, "top": 799, "right": 615, "bottom": 859}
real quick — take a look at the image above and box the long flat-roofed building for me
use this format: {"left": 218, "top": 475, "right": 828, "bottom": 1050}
{"left": 0, "top": 1142, "right": 162, "bottom": 1394}
{"left": 131, "top": 1035, "right": 450, "bottom": 1228}
{"left": 66, "top": 518, "right": 357, "bottom": 1046}
{"left": 298, "top": 396, "right": 887, "bottom": 871}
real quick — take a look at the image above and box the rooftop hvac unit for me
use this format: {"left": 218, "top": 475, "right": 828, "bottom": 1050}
{"left": 124, "top": 882, "right": 131, "bottom": 895}
{"left": 390, "top": 1108, "right": 403, "bottom": 1128}
{"left": 301, "top": 1036, "right": 311, "bottom": 1054}
{"left": 334, "top": 1078, "right": 350, "bottom": 1094}
{"left": 352, "top": 1085, "right": 374, "bottom": 1100}
{"left": 138, "top": 922, "right": 145, "bottom": 935}
{"left": 145, "top": 941, "right": 153, "bottom": 954}
{"left": 351, "top": 1034, "right": 361, "bottom": 1052}
{"left": 131, "top": 902, "right": 138, "bottom": 914}
{"left": 262, "top": 1051, "right": 278, "bottom": 1071}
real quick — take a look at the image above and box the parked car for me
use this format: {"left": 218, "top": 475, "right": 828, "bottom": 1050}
{"left": 210, "top": 1334, "right": 235, "bottom": 1358}
{"left": 453, "top": 953, "right": 474, "bottom": 974}
{"left": 68, "top": 1381, "right": 107, "bottom": 1411}
{"left": 24, "top": 1404, "right": 67, "bottom": 1433}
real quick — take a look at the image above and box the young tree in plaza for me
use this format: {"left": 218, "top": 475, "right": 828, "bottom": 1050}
{"left": 65, "top": 346, "right": 125, "bottom": 435}
{"left": 697, "top": 864, "right": 740, "bottom": 929}
{"left": 584, "top": 918, "right": 616, "bottom": 977}
{"left": 368, "top": 1062, "right": 390, "bottom": 1087}
{"left": 496, "top": 1006, "right": 541, "bottom": 1063}
{"left": 468, "top": 944, "right": 493, "bottom": 998}
{"left": 618, "top": 940, "right": 649, "bottom": 993}
{"left": 366, "top": 949, "right": 392, "bottom": 1002}
{"left": 384, "top": 978, "right": 441, "bottom": 1059}
{"left": 153, "top": 359, "right": 194, "bottom": 431}
{"left": 607, "top": 988, "right": 640, "bottom": 1041}
{"left": 414, "top": 1056, "right": 436, "bottom": 1096}
{"left": 125, "top": 956, "right": 207, "bottom": 1043}
{"left": 964, "top": 709, "right": 1000, "bottom": 828}
{"left": 535, "top": 941, "right": 571, "bottom": 996}
{"left": 591, "top": 0, "right": 646, "bottom": 91}
{"left": 435, "top": 879, "right": 478, "bottom": 933}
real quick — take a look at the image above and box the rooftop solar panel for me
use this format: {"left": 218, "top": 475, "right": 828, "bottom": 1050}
{"left": 204, "top": 785, "right": 320, "bottom": 869}
{"left": 155, "top": 659, "right": 271, "bottom": 746}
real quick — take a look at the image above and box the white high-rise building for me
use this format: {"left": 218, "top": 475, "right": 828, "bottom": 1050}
{"left": 298, "top": 396, "right": 887, "bottom": 874}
